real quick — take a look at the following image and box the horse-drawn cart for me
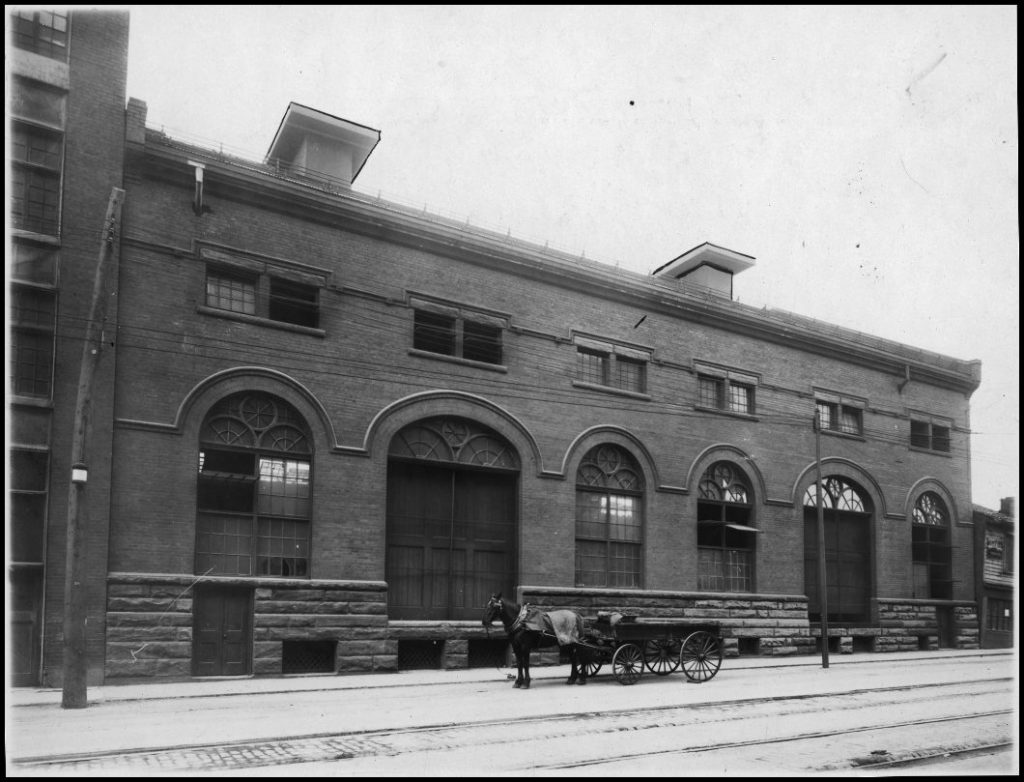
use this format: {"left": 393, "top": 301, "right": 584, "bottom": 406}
{"left": 575, "top": 612, "right": 723, "bottom": 685}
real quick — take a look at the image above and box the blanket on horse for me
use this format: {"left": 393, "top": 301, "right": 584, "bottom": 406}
{"left": 512, "top": 605, "right": 584, "bottom": 646}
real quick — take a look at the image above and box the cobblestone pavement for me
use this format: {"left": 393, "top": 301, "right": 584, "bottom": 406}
{"left": 11, "top": 672, "right": 1016, "bottom": 776}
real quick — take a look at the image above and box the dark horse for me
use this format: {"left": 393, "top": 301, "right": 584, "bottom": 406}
{"left": 482, "top": 593, "right": 590, "bottom": 689}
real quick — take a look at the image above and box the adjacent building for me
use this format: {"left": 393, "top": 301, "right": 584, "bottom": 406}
{"left": 8, "top": 9, "right": 130, "bottom": 686}
{"left": 8, "top": 10, "right": 988, "bottom": 686}
{"left": 974, "top": 498, "right": 1015, "bottom": 649}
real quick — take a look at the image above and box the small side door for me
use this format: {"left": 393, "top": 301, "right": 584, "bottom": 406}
{"left": 193, "top": 585, "right": 252, "bottom": 676}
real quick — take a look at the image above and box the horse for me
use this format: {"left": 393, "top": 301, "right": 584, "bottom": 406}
{"left": 482, "top": 593, "right": 591, "bottom": 689}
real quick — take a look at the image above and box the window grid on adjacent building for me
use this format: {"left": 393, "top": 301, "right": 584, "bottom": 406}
{"left": 11, "top": 9, "right": 69, "bottom": 60}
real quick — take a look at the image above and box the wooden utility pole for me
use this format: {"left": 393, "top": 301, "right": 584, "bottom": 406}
{"left": 62, "top": 188, "right": 124, "bottom": 708}
{"left": 814, "top": 409, "right": 830, "bottom": 669}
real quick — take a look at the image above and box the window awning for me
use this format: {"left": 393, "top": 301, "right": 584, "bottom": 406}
{"left": 698, "top": 520, "right": 761, "bottom": 533}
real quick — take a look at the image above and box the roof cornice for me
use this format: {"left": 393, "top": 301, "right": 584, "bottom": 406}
{"left": 135, "top": 136, "right": 981, "bottom": 395}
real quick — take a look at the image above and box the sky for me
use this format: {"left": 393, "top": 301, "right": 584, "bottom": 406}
{"left": 110, "top": 5, "right": 1017, "bottom": 508}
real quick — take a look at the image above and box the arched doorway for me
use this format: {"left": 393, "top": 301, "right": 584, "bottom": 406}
{"left": 386, "top": 416, "right": 519, "bottom": 620}
{"left": 802, "top": 476, "right": 873, "bottom": 623}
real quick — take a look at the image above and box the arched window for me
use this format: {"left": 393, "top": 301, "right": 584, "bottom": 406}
{"left": 387, "top": 417, "right": 519, "bottom": 620}
{"left": 912, "top": 491, "right": 952, "bottom": 599}
{"left": 697, "top": 461, "right": 756, "bottom": 592}
{"left": 195, "top": 392, "right": 312, "bottom": 577}
{"left": 575, "top": 444, "right": 644, "bottom": 588}
{"left": 802, "top": 476, "right": 872, "bottom": 622}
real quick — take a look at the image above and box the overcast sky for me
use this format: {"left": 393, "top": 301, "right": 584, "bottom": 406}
{"left": 117, "top": 5, "right": 1018, "bottom": 508}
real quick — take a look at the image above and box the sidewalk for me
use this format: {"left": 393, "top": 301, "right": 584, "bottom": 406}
{"left": 8, "top": 647, "right": 1013, "bottom": 708}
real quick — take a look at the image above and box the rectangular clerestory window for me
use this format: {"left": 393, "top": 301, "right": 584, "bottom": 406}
{"left": 695, "top": 363, "right": 757, "bottom": 416}
{"left": 910, "top": 418, "right": 951, "bottom": 453}
{"left": 573, "top": 335, "right": 650, "bottom": 396}
{"left": 410, "top": 296, "right": 506, "bottom": 367}
{"left": 200, "top": 247, "right": 326, "bottom": 332}
{"left": 814, "top": 390, "right": 865, "bottom": 436}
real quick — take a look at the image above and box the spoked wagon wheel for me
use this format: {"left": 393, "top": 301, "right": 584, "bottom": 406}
{"left": 582, "top": 659, "right": 603, "bottom": 678}
{"left": 611, "top": 642, "right": 644, "bottom": 685}
{"left": 679, "top": 630, "right": 723, "bottom": 682}
{"left": 642, "top": 638, "right": 681, "bottom": 676}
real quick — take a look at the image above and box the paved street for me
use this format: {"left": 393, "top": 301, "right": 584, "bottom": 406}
{"left": 6, "top": 649, "right": 1018, "bottom": 776}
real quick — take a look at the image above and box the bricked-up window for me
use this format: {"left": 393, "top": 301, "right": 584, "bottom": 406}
{"left": 697, "top": 462, "right": 756, "bottom": 592}
{"left": 911, "top": 492, "right": 952, "bottom": 600}
{"left": 411, "top": 306, "right": 505, "bottom": 366}
{"left": 575, "top": 444, "right": 644, "bottom": 588}
{"left": 10, "top": 285, "right": 56, "bottom": 397}
{"left": 196, "top": 393, "right": 312, "bottom": 578}
{"left": 910, "top": 419, "right": 951, "bottom": 453}
{"left": 816, "top": 400, "right": 863, "bottom": 435}
{"left": 10, "top": 9, "right": 68, "bottom": 60}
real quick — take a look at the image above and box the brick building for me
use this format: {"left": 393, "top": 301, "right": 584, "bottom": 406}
{"left": 8, "top": 11, "right": 985, "bottom": 685}
{"left": 8, "top": 9, "right": 130, "bottom": 686}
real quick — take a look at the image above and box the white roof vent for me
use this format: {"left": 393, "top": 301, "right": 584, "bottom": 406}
{"left": 266, "top": 102, "right": 381, "bottom": 188}
{"left": 651, "top": 242, "right": 755, "bottom": 299}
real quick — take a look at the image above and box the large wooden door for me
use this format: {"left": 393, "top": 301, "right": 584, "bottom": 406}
{"left": 387, "top": 461, "right": 516, "bottom": 620}
{"left": 193, "top": 586, "right": 252, "bottom": 676}
{"left": 804, "top": 509, "right": 871, "bottom": 623}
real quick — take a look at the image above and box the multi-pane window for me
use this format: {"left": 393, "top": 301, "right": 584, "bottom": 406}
{"left": 412, "top": 307, "right": 504, "bottom": 365}
{"left": 9, "top": 449, "right": 49, "bottom": 563}
{"left": 11, "top": 122, "right": 63, "bottom": 236}
{"left": 413, "top": 310, "right": 457, "bottom": 355}
{"left": 575, "top": 345, "right": 647, "bottom": 394}
{"left": 205, "top": 267, "right": 320, "bottom": 329}
{"left": 695, "top": 364, "right": 756, "bottom": 415}
{"left": 986, "top": 598, "right": 1013, "bottom": 634}
{"left": 910, "top": 419, "right": 951, "bottom": 453}
{"left": 575, "top": 444, "right": 644, "bottom": 588}
{"left": 911, "top": 492, "right": 952, "bottom": 600}
{"left": 10, "top": 286, "right": 56, "bottom": 397}
{"left": 577, "top": 348, "right": 609, "bottom": 385}
{"left": 206, "top": 269, "right": 257, "bottom": 315}
{"left": 195, "top": 393, "right": 312, "bottom": 578}
{"left": 10, "top": 9, "right": 68, "bottom": 60}
{"left": 697, "top": 462, "right": 756, "bottom": 592}
{"left": 816, "top": 400, "right": 863, "bottom": 435}
{"left": 10, "top": 79, "right": 66, "bottom": 237}
{"left": 699, "top": 376, "right": 753, "bottom": 414}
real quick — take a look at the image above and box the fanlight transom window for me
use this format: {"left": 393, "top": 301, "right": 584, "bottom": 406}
{"left": 803, "top": 476, "right": 866, "bottom": 512}
{"left": 388, "top": 416, "right": 519, "bottom": 470}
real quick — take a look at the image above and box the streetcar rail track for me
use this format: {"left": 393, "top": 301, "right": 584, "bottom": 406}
{"left": 11, "top": 678, "right": 1014, "bottom": 773}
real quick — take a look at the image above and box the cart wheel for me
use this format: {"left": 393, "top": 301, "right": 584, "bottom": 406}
{"left": 643, "top": 638, "right": 681, "bottom": 676}
{"left": 679, "top": 630, "right": 723, "bottom": 682}
{"left": 612, "top": 643, "right": 644, "bottom": 685}
{"left": 582, "top": 659, "right": 603, "bottom": 678}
